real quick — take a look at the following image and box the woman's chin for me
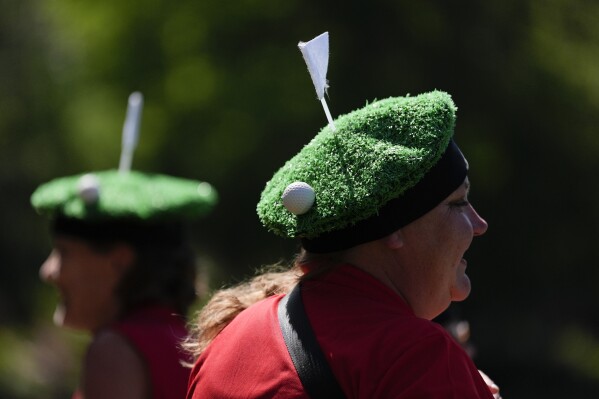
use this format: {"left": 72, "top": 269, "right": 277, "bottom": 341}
{"left": 451, "top": 274, "right": 472, "bottom": 302}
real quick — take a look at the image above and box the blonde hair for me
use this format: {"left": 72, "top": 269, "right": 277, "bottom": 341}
{"left": 184, "top": 264, "right": 301, "bottom": 361}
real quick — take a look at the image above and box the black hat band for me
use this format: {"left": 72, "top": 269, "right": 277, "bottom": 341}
{"left": 301, "top": 140, "right": 468, "bottom": 253}
{"left": 52, "top": 216, "right": 187, "bottom": 248}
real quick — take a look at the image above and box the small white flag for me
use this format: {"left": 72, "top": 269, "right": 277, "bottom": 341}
{"left": 298, "top": 32, "right": 336, "bottom": 131}
{"left": 298, "top": 32, "right": 329, "bottom": 100}
{"left": 119, "top": 91, "right": 144, "bottom": 173}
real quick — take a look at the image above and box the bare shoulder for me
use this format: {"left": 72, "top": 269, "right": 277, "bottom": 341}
{"left": 82, "top": 329, "right": 150, "bottom": 399}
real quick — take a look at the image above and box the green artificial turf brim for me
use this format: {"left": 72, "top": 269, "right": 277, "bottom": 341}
{"left": 31, "top": 170, "right": 218, "bottom": 222}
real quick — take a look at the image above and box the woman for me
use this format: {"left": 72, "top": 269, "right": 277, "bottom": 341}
{"left": 32, "top": 170, "right": 217, "bottom": 399}
{"left": 187, "top": 91, "right": 500, "bottom": 398}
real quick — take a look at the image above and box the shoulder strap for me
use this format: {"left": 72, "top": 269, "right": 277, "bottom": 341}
{"left": 277, "top": 284, "right": 346, "bottom": 399}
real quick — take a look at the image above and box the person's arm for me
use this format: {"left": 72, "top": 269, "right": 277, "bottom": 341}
{"left": 81, "top": 330, "right": 150, "bottom": 399}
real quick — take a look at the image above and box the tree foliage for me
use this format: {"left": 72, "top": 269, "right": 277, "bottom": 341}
{"left": 2, "top": 0, "right": 599, "bottom": 397}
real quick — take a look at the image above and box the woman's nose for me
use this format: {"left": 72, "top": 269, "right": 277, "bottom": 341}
{"left": 469, "top": 205, "right": 488, "bottom": 236}
{"left": 39, "top": 251, "right": 60, "bottom": 283}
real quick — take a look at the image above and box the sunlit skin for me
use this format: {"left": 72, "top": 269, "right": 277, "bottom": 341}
{"left": 391, "top": 178, "right": 487, "bottom": 319}
{"left": 341, "top": 177, "right": 488, "bottom": 321}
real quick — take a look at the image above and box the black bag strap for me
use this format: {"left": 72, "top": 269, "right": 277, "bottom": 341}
{"left": 277, "top": 283, "right": 346, "bottom": 399}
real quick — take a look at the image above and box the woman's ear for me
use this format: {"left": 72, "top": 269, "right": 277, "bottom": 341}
{"left": 109, "top": 243, "right": 136, "bottom": 274}
{"left": 383, "top": 229, "right": 404, "bottom": 250}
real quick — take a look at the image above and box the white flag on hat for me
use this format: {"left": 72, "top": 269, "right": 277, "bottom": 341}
{"left": 298, "top": 32, "right": 336, "bottom": 131}
{"left": 119, "top": 91, "right": 144, "bottom": 173}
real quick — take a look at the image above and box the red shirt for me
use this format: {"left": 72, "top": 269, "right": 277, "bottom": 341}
{"left": 113, "top": 306, "right": 191, "bottom": 399}
{"left": 187, "top": 264, "right": 493, "bottom": 399}
{"left": 188, "top": 297, "right": 306, "bottom": 398}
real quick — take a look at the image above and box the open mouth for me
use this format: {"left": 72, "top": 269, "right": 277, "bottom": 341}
{"left": 53, "top": 303, "right": 66, "bottom": 326}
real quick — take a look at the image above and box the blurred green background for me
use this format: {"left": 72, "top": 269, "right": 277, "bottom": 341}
{"left": 2, "top": 0, "right": 599, "bottom": 397}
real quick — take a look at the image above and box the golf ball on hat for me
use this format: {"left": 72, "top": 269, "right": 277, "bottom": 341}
{"left": 77, "top": 173, "right": 101, "bottom": 204}
{"left": 282, "top": 182, "right": 315, "bottom": 215}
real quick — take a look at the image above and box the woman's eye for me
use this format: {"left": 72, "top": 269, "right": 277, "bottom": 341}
{"left": 450, "top": 200, "right": 469, "bottom": 208}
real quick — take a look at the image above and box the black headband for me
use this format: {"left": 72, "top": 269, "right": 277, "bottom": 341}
{"left": 301, "top": 140, "right": 468, "bottom": 253}
{"left": 52, "top": 216, "right": 188, "bottom": 248}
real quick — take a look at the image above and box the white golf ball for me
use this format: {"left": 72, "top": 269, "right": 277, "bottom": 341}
{"left": 77, "top": 173, "right": 101, "bottom": 204}
{"left": 282, "top": 182, "right": 315, "bottom": 215}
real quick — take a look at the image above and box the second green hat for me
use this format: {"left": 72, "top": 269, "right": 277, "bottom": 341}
{"left": 31, "top": 170, "right": 218, "bottom": 223}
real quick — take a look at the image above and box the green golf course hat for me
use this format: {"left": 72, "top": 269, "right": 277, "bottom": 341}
{"left": 257, "top": 90, "right": 468, "bottom": 253}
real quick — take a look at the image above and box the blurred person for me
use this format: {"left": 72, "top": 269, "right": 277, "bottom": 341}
{"left": 31, "top": 93, "right": 218, "bottom": 399}
{"left": 186, "top": 91, "right": 500, "bottom": 398}
{"left": 31, "top": 145, "right": 217, "bottom": 398}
